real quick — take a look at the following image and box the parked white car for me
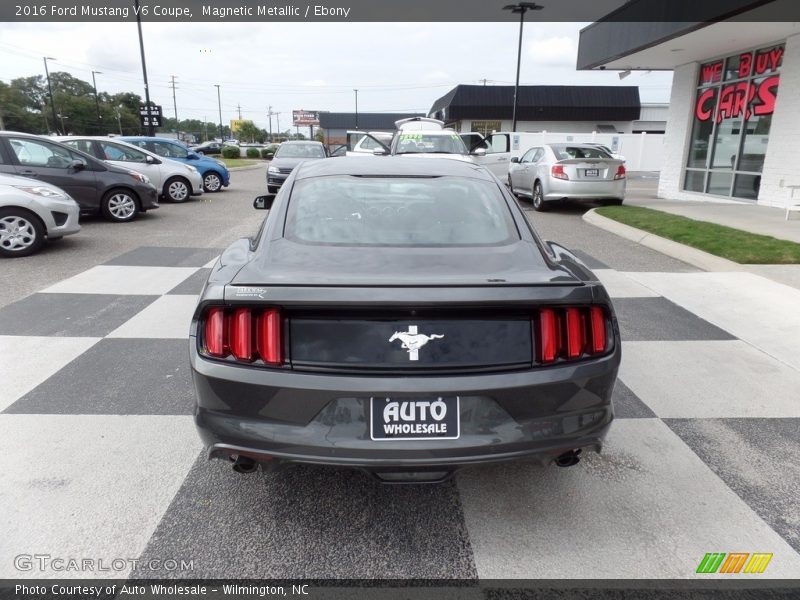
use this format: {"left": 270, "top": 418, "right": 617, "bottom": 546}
{"left": 0, "top": 173, "right": 80, "bottom": 257}
{"left": 54, "top": 136, "right": 204, "bottom": 203}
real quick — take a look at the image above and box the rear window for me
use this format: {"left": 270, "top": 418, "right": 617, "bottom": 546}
{"left": 284, "top": 176, "right": 517, "bottom": 247}
{"left": 275, "top": 144, "right": 326, "bottom": 158}
{"left": 551, "top": 145, "right": 611, "bottom": 159}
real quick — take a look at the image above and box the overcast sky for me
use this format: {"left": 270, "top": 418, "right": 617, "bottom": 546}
{"left": 0, "top": 21, "right": 673, "bottom": 130}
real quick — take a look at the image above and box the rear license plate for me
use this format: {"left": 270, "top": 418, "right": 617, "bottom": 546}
{"left": 370, "top": 397, "right": 460, "bottom": 441}
{"left": 585, "top": 168, "right": 599, "bottom": 177}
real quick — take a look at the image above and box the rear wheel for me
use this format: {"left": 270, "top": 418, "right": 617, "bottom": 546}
{"left": 203, "top": 171, "right": 222, "bottom": 193}
{"left": 507, "top": 175, "right": 518, "bottom": 197}
{"left": 604, "top": 198, "right": 624, "bottom": 206}
{"left": 532, "top": 181, "right": 548, "bottom": 212}
{"left": 164, "top": 177, "right": 191, "bottom": 203}
{"left": 0, "top": 208, "right": 45, "bottom": 257}
{"left": 101, "top": 189, "right": 139, "bottom": 222}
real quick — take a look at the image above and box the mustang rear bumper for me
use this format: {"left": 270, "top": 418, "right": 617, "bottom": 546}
{"left": 190, "top": 343, "right": 619, "bottom": 471}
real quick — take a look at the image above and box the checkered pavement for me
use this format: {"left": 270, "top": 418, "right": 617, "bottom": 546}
{"left": 1, "top": 246, "right": 799, "bottom": 581}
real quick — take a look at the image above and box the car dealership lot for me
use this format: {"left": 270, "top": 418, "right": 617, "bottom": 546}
{"left": 1, "top": 167, "right": 799, "bottom": 580}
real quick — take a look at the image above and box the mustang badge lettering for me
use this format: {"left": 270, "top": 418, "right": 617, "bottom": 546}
{"left": 389, "top": 325, "right": 444, "bottom": 360}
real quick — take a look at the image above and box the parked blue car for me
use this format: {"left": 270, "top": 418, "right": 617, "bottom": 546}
{"left": 118, "top": 137, "right": 230, "bottom": 193}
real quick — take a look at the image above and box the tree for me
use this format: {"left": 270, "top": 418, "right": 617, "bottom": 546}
{"left": 314, "top": 128, "right": 325, "bottom": 143}
{"left": 236, "top": 120, "right": 263, "bottom": 143}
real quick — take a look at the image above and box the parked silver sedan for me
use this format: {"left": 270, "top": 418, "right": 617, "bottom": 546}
{"left": 508, "top": 143, "right": 626, "bottom": 211}
{"left": 0, "top": 173, "right": 80, "bottom": 257}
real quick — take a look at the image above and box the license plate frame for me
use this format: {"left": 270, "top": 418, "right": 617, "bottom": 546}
{"left": 585, "top": 168, "right": 599, "bottom": 177}
{"left": 370, "top": 397, "right": 460, "bottom": 441}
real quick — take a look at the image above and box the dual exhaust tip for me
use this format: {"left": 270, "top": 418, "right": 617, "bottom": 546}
{"left": 229, "top": 449, "right": 583, "bottom": 476}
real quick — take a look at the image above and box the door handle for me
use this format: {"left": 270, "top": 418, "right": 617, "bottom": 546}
{"left": 18, "top": 170, "right": 37, "bottom": 176}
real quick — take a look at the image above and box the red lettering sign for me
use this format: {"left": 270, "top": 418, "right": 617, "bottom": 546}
{"left": 717, "top": 82, "right": 755, "bottom": 122}
{"left": 753, "top": 75, "right": 780, "bottom": 116}
{"left": 700, "top": 61, "right": 723, "bottom": 85}
{"left": 738, "top": 53, "right": 752, "bottom": 78}
{"left": 695, "top": 88, "right": 716, "bottom": 121}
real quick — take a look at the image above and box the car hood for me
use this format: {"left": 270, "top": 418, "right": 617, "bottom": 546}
{"left": 270, "top": 157, "right": 325, "bottom": 170}
{"left": 231, "top": 238, "right": 580, "bottom": 287}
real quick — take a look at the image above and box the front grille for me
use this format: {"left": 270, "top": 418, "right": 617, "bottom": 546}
{"left": 278, "top": 167, "right": 294, "bottom": 174}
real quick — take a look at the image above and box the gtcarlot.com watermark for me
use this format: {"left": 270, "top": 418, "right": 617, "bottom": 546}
{"left": 14, "top": 553, "right": 194, "bottom": 573}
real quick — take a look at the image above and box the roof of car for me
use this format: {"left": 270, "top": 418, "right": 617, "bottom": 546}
{"left": 294, "top": 156, "right": 493, "bottom": 181}
{"left": 280, "top": 140, "right": 324, "bottom": 146}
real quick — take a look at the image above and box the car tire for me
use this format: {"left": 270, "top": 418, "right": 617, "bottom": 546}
{"left": 203, "top": 172, "right": 223, "bottom": 193}
{"left": 604, "top": 198, "right": 624, "bottom": 206}
{"left": 164, "top": 177, "right": 192, "bottom": 203}
{"left": 507, "top": 175, "right": 518, "bottom": 197}
{"left": 0, "top": 208, "right": 46, "bottom": 258}
{"left": 532, "top": 181, "right": 548, "bottom": 212}
{"left": 101, "top": 189, "right": 140, "bottom": 222}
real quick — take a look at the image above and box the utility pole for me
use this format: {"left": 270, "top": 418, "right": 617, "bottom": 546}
{"left": 203, "top": 116, "right": 208, "bottom": 141}
{"left": 169, "top": 75, "right": 179, "bottom": 132}
{"left": 353, "top": 89, "right": 359, "bottom": 129}
{"left": 91, "top": 70, "right": 103, "bottom": 132}
{"left": 237, "top": 103, "right": 242, "bottom": 120}
{"left": 214, "top": 84, "right": 223, "bottom": 141}
{"left": 267, "top": 105, "right": 273, "bottom": 142}
{"left": 116, "top": 106, "right": 123, "bottom": 135}
{"left": 275, "top": 112, "right": 281, "bottom": 140}
{"left": 134, "top": 0, "right": 155, "bottom": 136}
{"left": 43, "top": 57, "right": 58, "bottom": 134}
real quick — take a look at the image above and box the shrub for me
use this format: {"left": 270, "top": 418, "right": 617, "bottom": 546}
{"left": 261, "top": 145, "right": 278, "bottom": 159}
{"left": 246, "top": 147, "right": 261, "bottom": 159}
{"left": 222, "top": 145, "right": 240, "bottom": 159}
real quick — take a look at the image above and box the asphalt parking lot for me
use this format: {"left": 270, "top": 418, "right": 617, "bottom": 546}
{"left": 2, "top": 165, "right": 799, "bottom": 582}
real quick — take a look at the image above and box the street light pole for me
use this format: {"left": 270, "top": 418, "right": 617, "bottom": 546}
{"left": 353, "top": 89, "right": 359, "bottom": 129}
{"left": 91, "top": 70, "right": 103, "bottom": 132}
{"left": 268, "top": 105, "right": 273, "bottom": 142}
{"left": 214, "top": 84, "right": 223, "bottom": 141}
{"left": 502, "top": 2, "right": 543, "bottom": 133}
{"left": 43, "top": 57, "right": 58, "bottom": 134}
{"left": 134, "top": 0, "right": 155, "bottom": 136}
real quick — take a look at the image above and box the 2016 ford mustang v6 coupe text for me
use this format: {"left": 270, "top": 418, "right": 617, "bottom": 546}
{"left": 189, "top": 157, "right": 620, "bottom": 483}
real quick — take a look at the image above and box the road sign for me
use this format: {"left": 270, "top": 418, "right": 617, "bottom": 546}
{"left": 139, "top": 104, "right": 163, "bottom": 128}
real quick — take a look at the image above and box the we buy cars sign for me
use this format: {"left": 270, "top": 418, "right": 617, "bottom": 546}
{"left": 293, "top": 110, "right": 320, "bottom": 126}
{"left": 139, "top": 104, "right": 163, "bottom": 128}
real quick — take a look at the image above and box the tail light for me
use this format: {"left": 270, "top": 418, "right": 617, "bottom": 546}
{"left": 614, "top": 165, "right": 626, "bottom": 180}
{"left": 534, "top": 306, "right": 608, "bottom": 364}
{"left": 201, "top": 306, "right": 283, "bottom": 366}
{"left": 551, "top": 164, "right": 569, "bottom": 180}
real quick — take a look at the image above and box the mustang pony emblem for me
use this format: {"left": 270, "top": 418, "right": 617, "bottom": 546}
{"left": 389, "top": 325, "right": 444, "bottom": 361}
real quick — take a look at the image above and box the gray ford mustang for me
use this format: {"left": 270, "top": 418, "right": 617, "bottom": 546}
{"left": 190, "top": 157, "right": 620, "bottom": 482}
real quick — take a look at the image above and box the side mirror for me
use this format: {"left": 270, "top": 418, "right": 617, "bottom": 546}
{"left": 145, "top": 155, "right": 159, "bottom": 164}
{"left": 373, "top": 148, "right": 388, "bottom": 156}
{"left": 187, "top": 152, "right": 200, "bottom": 160}
{"left": 471, "top": 148, "right": 486, "bottom": 157}
{"left": 510, "top": 157, "right": 520, "bottom": 163}
{"left": 253, "top": 195, "right": 274, "bottom": 210}
{"left": 69, "top": 159, "right": 86, "bottom": 170}
{"left": 197, "top": 150, "right": 205, "bottom": 155}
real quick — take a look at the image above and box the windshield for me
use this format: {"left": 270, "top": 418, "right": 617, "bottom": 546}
{"left": 285, "top": 175, "right": 517, "bottom": 246}
{"left": 395, "top": 133, "right": 467, "bottom": 155}
{"left": 551, "top": 145, "right": 612, "bottom": 160}
{"left": 275, "top": 144, "right": 326, "bottom": 158}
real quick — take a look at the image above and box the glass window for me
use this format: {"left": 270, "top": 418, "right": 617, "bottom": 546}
{"left": 152, "top": 141, "right": 188, "bottom": 159}
{"left": 684, "top": 170, "right": 705, "bottom": 192}
{"left": 275, "top": 143, "right": 326, "bottom": 158}
{"left": 395, "top": 133, "right": 467, "bottom": 155}
{"left": 520, "top": 148, "right": 537, "bottom": 163}
{"left": 707, "top": 171, "right": 733, "bottom": 196}
{"left": 285, "top": 176, "right": 518, "bottom": 247}
{"left": 9, "top": 138, "right": 75, "bottom": 168}
{"left": 551, "top": 145, "right": 611, "bottom": 159}
{"left": 99, "top": 141, "right": 148, "bottom": 163}
{"left": 62, "top": 139, "right": 95, "bottom": 156}
{"left": 488, "top": 134, "right": 509, "bottom": 154}
{"left": 684, "top": 43, "right": 782, "bottom": 200}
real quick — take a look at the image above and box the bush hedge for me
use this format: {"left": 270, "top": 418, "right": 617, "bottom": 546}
{"left": 245, "top": 147, "right": 261, "bottom": 159}
{"left": 261, "top": 146, "right": 277, "bottom": 159}
{"left": 221, "top": 146, "right": 240, "bottom": 159}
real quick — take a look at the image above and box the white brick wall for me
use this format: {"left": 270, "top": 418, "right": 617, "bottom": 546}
{"left": 657, "top": 62, "right": 700, "bottom": 201}
{"left": 759, "top": 33, "right": 800, "bottom": 208}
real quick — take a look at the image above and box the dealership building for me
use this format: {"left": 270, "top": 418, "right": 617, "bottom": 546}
{"left": 428, "top": 84, "right": 668, "bottom": 136}
{"left": 578, "top": 0, "right": 799, "bottom": 206}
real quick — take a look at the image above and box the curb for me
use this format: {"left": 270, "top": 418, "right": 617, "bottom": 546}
{"left": 582, "top": 208, "right": 741, "bottom": 272}
{"left": 227, "top": 163, "right": 266, "bottom": 172}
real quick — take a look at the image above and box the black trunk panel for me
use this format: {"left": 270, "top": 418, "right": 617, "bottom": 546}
{"left": 290, "top": 317, "right": 533, "bottom": 372}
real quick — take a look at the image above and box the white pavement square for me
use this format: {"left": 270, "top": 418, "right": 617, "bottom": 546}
{"left": 0, "top": 414, "right": 203, "bottom": 579}
{"left": 0, "top": 336, "right": 100, "bottom": 413}
{"left": 619, "top": 340, "right": 800, "bottom": 418}
{"left": 107, "top": 295, "right": 199, "bottom": 339}
{"left": 41, "top": 266, "right": 200, "bottom": 296}
{"left": 592, "top": 269, "right": 660, "bottom": 298}
{"left": 202, "top": 256, "right": 219, "bottom": 269}
{"left": 456, "top": 419, "right": 800, "bottom": 579}
{"left": 623, "top": 271, "right": 800, "bottom": 371}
